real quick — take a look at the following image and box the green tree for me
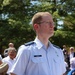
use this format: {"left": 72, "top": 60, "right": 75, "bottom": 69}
{"left": 0, "top": 0, "right": 36, "bottom": 54}
{"left": 0, "top": 0, "right": 75, "bottom": 54}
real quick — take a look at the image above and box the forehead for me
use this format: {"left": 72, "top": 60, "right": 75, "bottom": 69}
{"left": 42, "top": 14, "right": 53, "bottom": 21}
{"left": 8, "top": 50, "right": 16, "bottom": 52}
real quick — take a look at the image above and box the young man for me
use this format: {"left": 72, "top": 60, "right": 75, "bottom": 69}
{"left": 10, "top": 12, "right": 66, "bottom": 75}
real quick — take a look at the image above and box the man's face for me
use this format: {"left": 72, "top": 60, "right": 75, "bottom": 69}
{"left": 37, "top": 14, "right": 54, "bottom": 38}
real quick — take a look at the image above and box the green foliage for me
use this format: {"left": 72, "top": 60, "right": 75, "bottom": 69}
{"left": 62, "top": 14, "right": 75, "bottom": 31}
{"left": 0, "top": 0, "right": 36, "bottom": 53}
{"left": 0, "top": 0, "right": 75, "bottom": 54}
{"left": 51, "top": 30, "right": 75, "bottom": 48}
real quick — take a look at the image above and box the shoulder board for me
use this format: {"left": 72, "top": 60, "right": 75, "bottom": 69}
{"left": 53, "top": 44, "right": 61, "bottom": 49}
{"left": 24, "top": 41, "right": 34, "bottom": 46}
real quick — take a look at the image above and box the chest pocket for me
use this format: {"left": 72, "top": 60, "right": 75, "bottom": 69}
{"left": 31, "top": 55, "right": 44, "bottom": 63}
{"left": 53, "top": 53, "right": 61, "bottom": 63}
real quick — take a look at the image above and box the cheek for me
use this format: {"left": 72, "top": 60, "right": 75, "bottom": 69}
{"left": 43, "top": 26, "right": 49, "bottom": 30}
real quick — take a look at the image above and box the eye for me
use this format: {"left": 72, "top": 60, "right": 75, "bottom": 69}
{"left": 46, "top": 22, "right": 54, "bottom": 26}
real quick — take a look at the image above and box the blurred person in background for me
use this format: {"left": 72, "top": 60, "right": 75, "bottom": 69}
{"left": 2, "top": 47, "right": 17, "bottom": 75}
{"left": 63, "top": 45, "right": 67, "bottom": 56}
{"left": 62, "top": 45, "right": 70, "bottom": 71}
{"left": 4, "top": 43, "right": 14, "bottom": 57}
{"left": 69, "top": 47, "right": 75, "bottom": 61}
{"left": 70, "top": 57, "right": 75, "bottom": 70}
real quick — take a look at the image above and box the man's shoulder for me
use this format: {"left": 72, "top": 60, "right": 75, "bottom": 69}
{"left": 53, "top": 44, "right": 61, "bottom": 49}
{"left": 24, "top": 41, "right": 34, "bottom": 46}
{"left": 18, "top": 41, "right": 34, "bottom": 51}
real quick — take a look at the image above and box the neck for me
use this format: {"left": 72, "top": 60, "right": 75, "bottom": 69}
{"left": 37, "top": 36, "right": 49, "bottom": 48}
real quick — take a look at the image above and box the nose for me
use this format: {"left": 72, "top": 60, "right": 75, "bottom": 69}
{"left": 49, "top": 22, "right": 55, "bottom": 28}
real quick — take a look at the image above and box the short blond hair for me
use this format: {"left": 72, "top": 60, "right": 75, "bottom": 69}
{"left": 70, "top": 47, "right": 74, "bottom": 50}
{"left": 32, "top": 12, "right": 51, "bottom": 25}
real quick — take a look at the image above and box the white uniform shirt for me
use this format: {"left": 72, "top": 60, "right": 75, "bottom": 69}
{"left": 10, "top": 38, "right": 66, "bottom": 75}
{"left": 2, "top": 56, "right": 16, "bottom": 74}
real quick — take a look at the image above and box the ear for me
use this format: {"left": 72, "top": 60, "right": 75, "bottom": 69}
{"left": 33, "top": 24, "right": 39, "bottom": 30}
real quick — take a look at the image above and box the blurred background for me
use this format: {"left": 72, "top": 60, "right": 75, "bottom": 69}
{"left": 0, "top": 0, "right": 75, "bottom": 54}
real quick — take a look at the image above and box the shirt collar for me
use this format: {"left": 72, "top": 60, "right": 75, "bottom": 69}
{"left": 7, "top": 56, "right": 11, "bottom": 60}
{"left": 7, "top": 56, "right": 15, "bottom": 61}
{"left": 34, "top": 37, "right": 51, "bottom": 49}
{"left": 34, "top": 37, "right": 43, "bottom": 49}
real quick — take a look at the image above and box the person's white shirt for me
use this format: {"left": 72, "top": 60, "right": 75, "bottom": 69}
{"left": 70, "top": 53, "right": 74, "bottom": 60}
{"left": 2, "top": 56, "right": 16, "bottom": 74}
{"left": 70, "top": 57, "right": 75, "bottom": 70}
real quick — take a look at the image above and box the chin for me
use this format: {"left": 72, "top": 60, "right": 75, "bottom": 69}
{"left": 49, "top": 33, "right": 54, "bottom": 37}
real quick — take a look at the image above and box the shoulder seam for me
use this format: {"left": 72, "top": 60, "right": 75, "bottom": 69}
{"left": 24, "top": 41, "right": 34, "bottom": 46}
{"left": 53, "top": 44, "right": 61, "bottom": 49}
